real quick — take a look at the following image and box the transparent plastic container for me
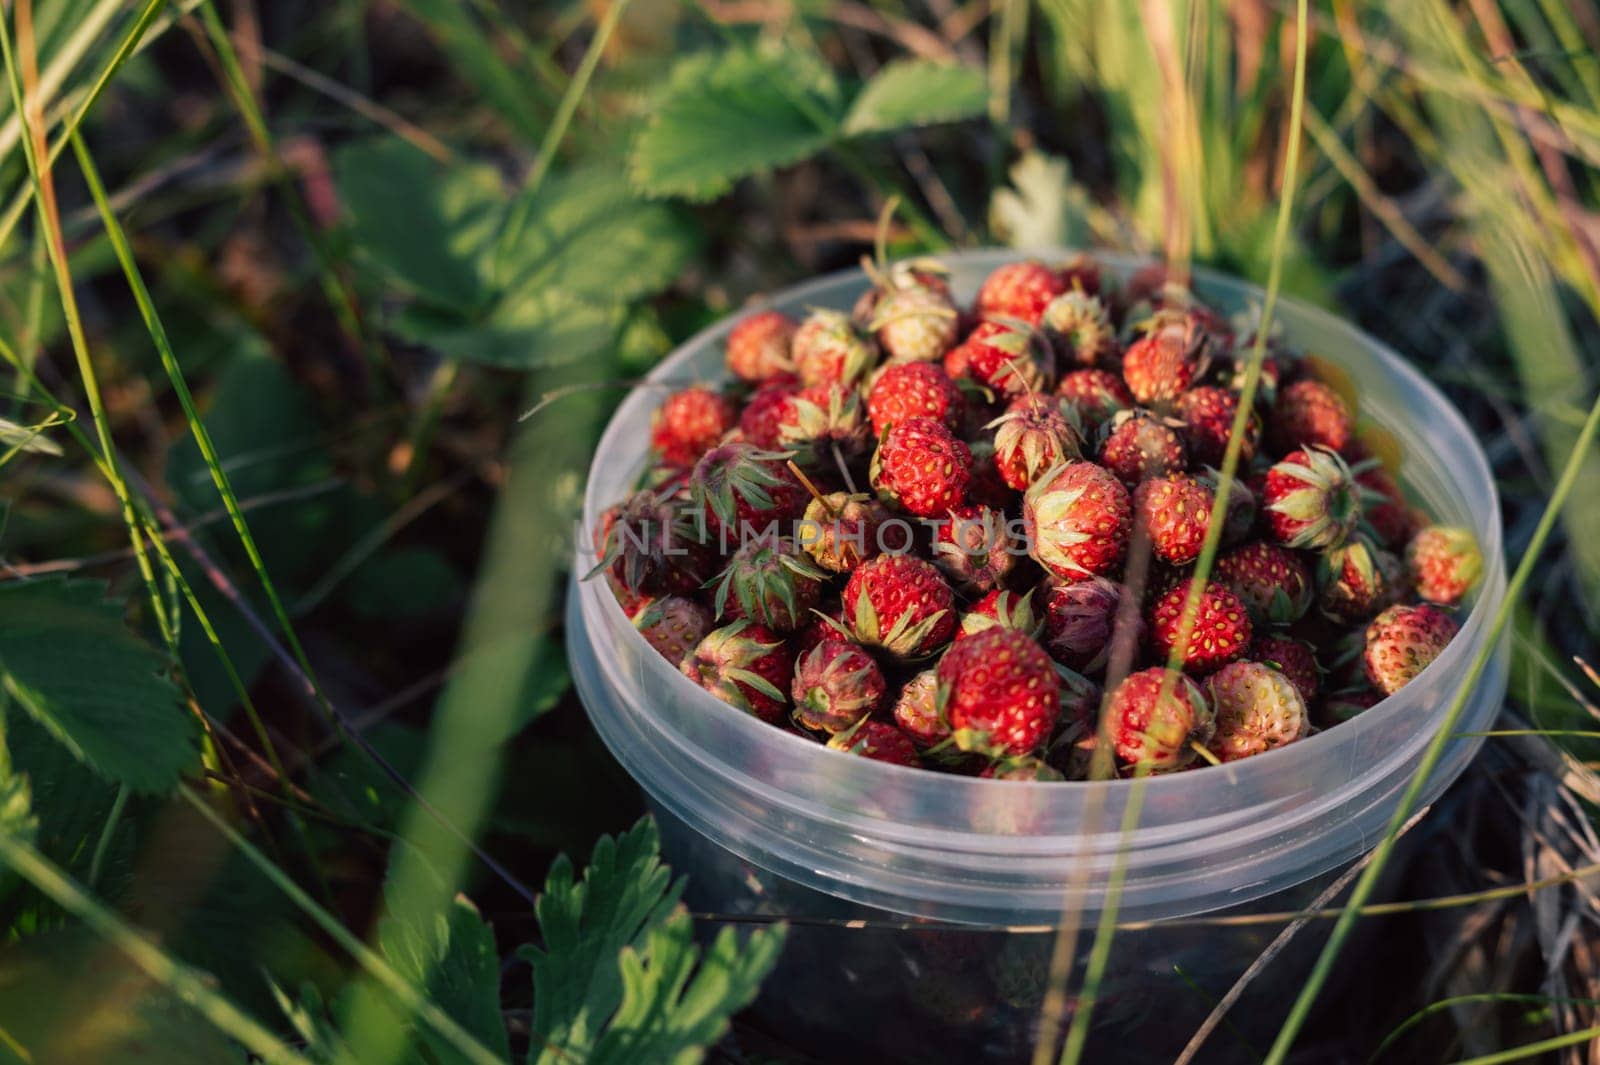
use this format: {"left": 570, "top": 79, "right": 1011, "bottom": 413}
{"left": 566, "top": 251, "right": 1508, "bottom": 1062}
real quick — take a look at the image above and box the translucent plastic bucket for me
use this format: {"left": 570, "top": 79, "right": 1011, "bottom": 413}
{"left": 566, "top": 251, "right": 1508, "bottom": 1061}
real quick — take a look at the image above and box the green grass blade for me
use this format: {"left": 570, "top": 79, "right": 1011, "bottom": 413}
{"left": 1452, "top": 1026, "right": 1600, "bottom": 1065}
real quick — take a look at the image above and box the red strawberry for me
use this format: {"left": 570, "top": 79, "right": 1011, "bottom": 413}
{"left": 1405, "top": 525, "right": 1482, "bottom": 605}
{"left": 726, "top": 309, "right": 797, "bottom": 383}
{"left": 690, "top": 442, "right": 808, "bottom": 542}
{"left": 1316, "top": 538, "right": 1389, "bottom": 624}
{"left": 710, "top": 536, "right": 828, "bottom": 631}
{"left": 1205, "top": 661, "right": 1310, "bottom": 762}
{"left": 738, "top": 377, "right": 800, "bottom": 448}
{"left": 591, "top": 489, "right": 712, "bottom": 598}
{"left": 1269, "top": 379, "right": 1353, "bottom": 456}
{"left": 870, "top": 416, "right": 971, "bottom": 517}
{"left": 681, "top": 621, "right": 795, "bottom": 723}
{"left": 1176, "top": 385, "right": 1257, "bottom": 469}
{"left": 792, "top": 639, "right": 887, "bottom": 734}
{"left": 1121, "top": 309, "right": 1209, "bottom": 408}
{"left": 1149, "top": 578, "right": 1253, "bottom": 674}
{"left": 799, "top": 492, "right": 889, "bottom": 573}
{"left": 1358, "top": 466, "right": 1414, "bottom": 549}
{"left": 870, "top": 282, "right": 961, "bottom": 364}
{"left": 840, "top": 554, "right": 955, "bottom": 659}
{"left": 937, "top": 626, "right": 1062, "bottom": 757}
{"left": 827, "top": 720, "right": 921, "bottom": 766}
{"left": 976, "top": 260, "right": 1067, "bottom": 324}
{"left": 1262, "top": 446, "right": 1361, "bottom": 550}
{"left": 632, "top": 595, "right": 713, "bottom": 665}
{"left": 1249, "top": 633, "right": 1320, "bottom": 704}
{"left": 792, "top": 309, "right": 878, "bottom": 387}
{"left": 651, "top": 386, "right": 735, "bottom": 468}
{"left": 1040, "top": 290, "right": 1117, "bottom": 369}
{"left": 892, "top": 669, "right": 948, "bottom": 747}
{"left": 1024, "top": 461, "right": 1132, "bottom": 579}
{"left": 1057, "top": 253, "right": 1105, "bottom": 297}
{"left": 957, "top": 588, "right": 1041, "bottom": 640}
{"left": 1214, "top": 540, "right": 1313, "bottom": 625}
{"left": 866, "top": 361, "right": 963, "bottom": 436}
{"left": 929, "top": 504, "right": 1019, "bottom": 593}
{"left": 1134, "top": 474, "right": 1215, "bottom": 565}
{"left": 1362, "top": 603, "right": 1460, "bottom": 695}
{"left": 958, "top": 320, "right": 1055, "bottom": 397}
{"left": 1098, "top": 409, "right": 1187, "bottom": 487}
{"left": 991, "top": 393, "right": 1084, "bottom": 491}
{"left": 1195, "top": 467, "right": 1257, "bottom": 547}
{"left": 1106, "top": 667, "right": 1215, "bottom": 771}
{"left": 776, "top": 383, "right": 870, "bottom": 459}
{"left": 1041, "top": 575, "right": 1137, "bottom": 674}
{"left": 1056, "top": 368, "right": 1133, "bottom": 430}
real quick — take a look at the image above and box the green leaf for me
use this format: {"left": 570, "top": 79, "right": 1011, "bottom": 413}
{"left": 346, "top": 548, "right": 462, "bottom": 620}
{"left": 629, "top": 48, "right": 842, "bottom": 201}
{"left": 378, "top": 893, "right": 510, "bottom": 1065}
{"left": 0, "top": 713, "right": 34, "bottom": 850}
{"left": 988, "top": 150, "right": 1096, "bottom": 250}
{"left": 333, "top": 136, "right": 505, "bottom": 312}
{"left": 392, "top": 292, "right": 623, "bottom": 370}
{"left": 389, "top": 0, "right": 548, "bottom": 143}
{"left": 501, "top": 169, "right": 700, "bottom": 304}
{"left": 841, "top": 59, "right": 987, "bottom": 136}
{"left": 0, "top": 578, "right": 198, "bottom": 794}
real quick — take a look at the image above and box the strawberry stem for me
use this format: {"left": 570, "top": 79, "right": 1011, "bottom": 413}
{"left": 1190, "top": 739, "right": 1222, "bottom": 766}
{"left": 786, "top": 459, "right": 837, "bottom": 517}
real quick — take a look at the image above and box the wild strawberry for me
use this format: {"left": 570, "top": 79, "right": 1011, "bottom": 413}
{"left": 1134, "top": 474, "right": 1214, "bottom": 565}
{"left": 1214, "top": 540, "right": 1313, "bottom": 625}
{"left": 681, "top": 620, "right": 795, "bottom": 723}
{"left": 1316, "top": 537, "right": 1400, "bottom": 624}
{"left": 1268, "top": 379, "right": 1353, "bottom": 456}
{"left": 1176, "top": 385, "right": 1258, "bottom": 468}
{"left": 710, "top": 536, "right": 827, "bottom": 631}
{"left": 980, "top": 756, "right": 1065, "bottom": 782}
{"left": 690, "top": 445, "right": 807, "bottom": 548}
{"left": 1358, "top": 466, "right": 1414, "bottom": 549}
{"left": 792, "top": 639, "right": 887, "bottom": 734}
{"left": 1040, "top": 290, "right": 1117, "bottom": 369}
{"left": 871, "top": 283, "right": 961, "bottom": 364}
{"left": 1121, "top": 309, "right": 1209, "bottom": 408}
{"left": 1406, "top": 525, "right": 1482, "bottom": 605}
{"left": 795, "top": 606, "right": 843, "bottom": 659}
{"left": 839, "top": 554, "right": 955, "bottom": 659}
{"left": 1363, "top": 603, "right": 1460, "bottom": 695}
{"left": 976, "top": 260, "right": 1066, "bottom": 324}
{"left": 1098, "top": 409, "right": 1187, "bottom": 487}
{"left": 929, "top": 504, "right": 1019, "bottom": 592}
{"left": 937, "top": 627, "right": 1061, "bottom": 757}
{"left": 650, "top": 386, "right": 735, "bottom": 468}
{"left": 1107, "top": 667, "right": 1215, "bottom": 771}
{"left": 726, "top": 309, "right": 796, "bottom": 383}
{"left": 792, "top": 309, "right": 877, "bottom": 387}
{"left": 1040, "top": 575, "right": 1138, "bottom": 673}
{"left": 798, "top": 492, "right": 889, "bottom": 573}
{"left": 1320, "top": 686, "right": 1381, "bottom": 725}
{"left": 632, "top": 595, "right": 713, "bottom": 665}
{"left": 1056, "top": 369, "right": 1134, "bottom": 434}
{"left": 1149, "top": 578, "right": 1253, "bottom": 674}
{"left": 866, "top": 361, "right": 963, "bottom": 436}
{"left": 870, "top": 416, "right": 971, "bottom": 517}
{"left": 1057, "top": 253, "right": 1105, "bottom": 296}
{"left": 827, "top": 720, "right": 921, "bottom": 766}
{"left": 1024, "top": 461, "right": 1132, "bottom": 579}
{"left": 1262, "top": 446, "right": 1361, "bottom": 550}
{"left": 892, "top": 669, "right": 947, "bottom": 747}
{"left": 958, "top": 320, "right": 1055, "bottom": 397}
{"left": 590, "top": 489, "right": 712, "bottom": 598}
{"left": 777, "top": 384, "right": 870, "bottom": 460}
{"left": 1249, "top": 633, "right": 1320, "bottom": 704}
{"left": 738, "top": 377, "right": 800, "bottom": 448}
{"left": 958, "top": 588, "right": 1041, "bottom": 640}
{"left": 991, "top": 393, "right": 1084, "bottom": 491}
{"left": 1205, "top": 661, "right": 1310, "bottom": 762}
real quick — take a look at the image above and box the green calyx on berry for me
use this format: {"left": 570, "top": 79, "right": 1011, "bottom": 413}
{"left": 1040, "top": 289, "right": 1117, "bottom": 369}
{"left": 1265, "top": 445, "right": 1361, "bottom": 550}
{"left": 710, "top": 537, "right": 828, "bottom": 631}
{"left": 959, "top": 588, "right": 1041, "bottom": 639}
{"left": 689, "top": 442, "right": 800, "bottom": 533}
{"left": 791, "top": 639, "right": 886, "bottom": 734}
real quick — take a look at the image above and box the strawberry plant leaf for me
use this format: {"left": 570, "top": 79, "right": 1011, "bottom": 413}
{"left": 629, "top": 48, "right": 843, "bottom": 201}
{"left": 0, "top": 578, "right": 198, "bottom": 795}
{"left": 841, "top": 59, "right": 987, "bottom": 136}
{"left": 377, "top": 891, "right": 510, "bottom": 1065}
{"left": 988, "top": 149, "right": 1096, "bottom": 250}
{"left": 393, "top": 290, "right": 623, "bottom": 370}
{"left": 0, "top": 714, "right": 34, "bottom": 851}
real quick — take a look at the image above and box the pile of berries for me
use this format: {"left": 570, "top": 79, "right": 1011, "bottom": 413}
{"left": 592, "top": 256, "right": 1485, "bottom": 778}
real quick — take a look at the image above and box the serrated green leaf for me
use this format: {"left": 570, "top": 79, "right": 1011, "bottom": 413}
{"left": 841, "top": 59, "right": 987, "bottom": 136}
{"left": 629, "top": 48, "right": 842, "bottom": 201}
{"left": 502, "top": 169, "right": 701, "bottom": 303}
{"left": 393, "top": 291, "right": 623, "bottom": 370}
{"left": 378, "top": 893, "right": 510, "bottom": 1065}
{"left": 988, "top": 149, "right": 1096, "bottom": 250}
{"left": 333, "top": 136, "right": 504, "bottom": 312}
{"left": 0, "top": 578, "right": 198, "bottom": 794}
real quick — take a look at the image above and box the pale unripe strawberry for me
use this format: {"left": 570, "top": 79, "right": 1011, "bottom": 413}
{"left": 1205, "top": 661, "right": 1310, "bottom": 761}
{"left": 892, "top": 669, "right": 947, "bottom": 747}
{"left": 1405, "top": 525, "right": 1482, "bottom": 605}
{"left": 872, "top": 283, "right": 960, "bottom": 363}
{"left": 792, "top": 639, "right": 887, "bottom": 734}
{"left": 1107, "top": 667, "right": 1215, "bottom": 771}
{"left": 632, "top": 596, "right": 712, "bottom": 664}
{"left": 1040, "top": 289, "right": 1117, "bottom": 369}
{"left": 793, "top": 308, "right": 878, "bottom": 387}
{"left": 726, "top": 309, "right": 796, "bottom": 383}
{"left": 798, "top": 493, "right": 889, "bottom": 573}
{"left": 1023, "top": 461, "right": 1132, "bottom": 579}
{"left": 1363, "top": 603, "right": 1460, "bottom": 695}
